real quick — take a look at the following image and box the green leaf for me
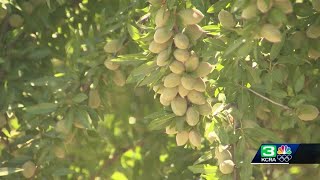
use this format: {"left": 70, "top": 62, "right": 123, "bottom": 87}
{"left": 52, "top": 168, "right": 74, "bottom": 176}
{"left": 236, "top": 137, "right": 246, "bottom": 162}
{"left": 268, "top": 8, "right": 287, "bottom": 26}
{"left": 270, "top": 89, "right": 287, "bottom": 98}
{"left": 216, "top": 126, "right": 230, "bottom": 145}
{"left": 237, "top": 91, "right": 250, "bottom": 113}
{"left": 25, "top": 103, "right": 58, "bottom": 115}
{"left": 127, "top": 61, "right": 158, "bottom": 84}
{"left": 270, "top": 33, "right": 286, "bottom": 61}
{"left": 207, "top": 0, "right": 231, "bottom": 13}
{"left": 277, "top": 55, "right": 305, "bottom": 65}
{"left": 45, "top": 0, "right": 51, "bottom": 9}
{"left": 193, "top": 151, "right": 213, "bottom": 165}
{"left": 130, "top": 61, "right": 157, "bottom": 76}
{"left": 138, "top": 67, "right": 165, "bottom": 87}
{"left": 237, "top": 40, "right": 253, "bottom": 57}
{"left": 127, "top": 24, "right": 140, "bottom": 40}
{"left": 224, "top": 37, "right": 246, "bottom": 56}
{"left": 65, "top": 109, "right": 74, "bottom": 130}
{"left": 244, "top": 64, "right": 261, "bottom": 84}
{"left": 110, "top": 53, "right": 148, "bottom": 63}
{"left": 188, "top": 164, "right": 218, "bottom": 174}
{"left": 74, "top": 108, "right": 91, "bottom": 129}
{"left": 205, "top": 38, "right": 227, "bottom": 51}
{"left": 0, "top": 167, "right": 23, "bottom": 176}
{"left": 144, "top": 111, "right": 168, "bottom": 120}
{"left": 240, "top": 155, "right": 253, "bottom": 180}
{"left": 294, "top": 75, "right": 305, "bottom": 93}
{"left": 126, "top": 74, "right": 145, "bottom": 84}
{"left": 271, "top": 69, "right": 285, "bottom": 83}
{"left": 166, "top": 0, "right": 175, "bottom": 9}
{"left": 147, "top": 113, "right": 175, "bottom": 130}
{"left": 207, "top": 5, "right": 215, "bottom": 13}
{"left": 202, "top": 25, "right": 220, "bottom": 31}
{"left": 0, "top": 57, "right": 5, "bottom": 64}
{"left": 72, "top": 93, "right": 88, "bottom": 103}
{"left": 244, "top": 127, "right": 282, "bottom": 142}
{"left": 28, "top": 48, "right": 51, "bottom": 59}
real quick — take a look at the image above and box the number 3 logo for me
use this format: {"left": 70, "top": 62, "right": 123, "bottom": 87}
{"left": 261, "top": 145, "right": 276, "bottom": 158}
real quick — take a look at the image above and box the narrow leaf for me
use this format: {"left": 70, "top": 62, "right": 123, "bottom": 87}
{"left": 294, "top": 75, "right": 305, "bottom": 93}
{"left": 270, "top": 34, "right": 286, "bottom": 60}
{"left": 0, "top": 167, "right": 23, "bottom": 176}
{"left": 127, "top": 24, "right": 140, "bottom": 40}
{"left": 148, "top": 113, "right": 175, "bottom": 130}
{"left": 25, "top": 103, "right": 58, "bottom": 114}
{"left": 72, "top": 93, "right": 88, "bottom": 103}
{"left": 193, "top": 151, "right": 213, "bottom": 165}
{"left": 224, "top": 38, "right": 246, "bottom": 56}
{"left": 110, "top": 53, "right": 148, "bottom": 63}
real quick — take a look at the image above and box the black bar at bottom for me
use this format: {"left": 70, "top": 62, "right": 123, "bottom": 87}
{"left": 291, "top": 144, "right": 320, "bottom": 164}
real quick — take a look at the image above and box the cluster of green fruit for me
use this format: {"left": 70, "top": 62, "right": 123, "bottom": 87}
{"left": 103, "top": 39, "right": 126, "bottom": 87}
{"left": 218, "top": 0, "right": 320, "bottom": 60}
{"left": 86, "top": 39, "right": 126, "bottom": 109}
{"left": 0, "top": 5, "right": 24, "bottom": 28}
{"left": 214, "top": 145, "right": 235, "bottom": 175}
{"left": 148, "top": 0, "right": 214, "bottom": 148}
{"left": 0, "top": 0, "right": 45, "bottom": 28}
{"left": 207, "top": 130, "right": 242, "bottom": 175}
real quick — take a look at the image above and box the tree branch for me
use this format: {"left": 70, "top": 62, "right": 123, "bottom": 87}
{"left": 240, "top": 85, "right": 290, "bottom": 110}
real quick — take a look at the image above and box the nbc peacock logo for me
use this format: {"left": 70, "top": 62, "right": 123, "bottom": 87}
{"left": 276, "top": 145, "right": 292, "bottom": 162}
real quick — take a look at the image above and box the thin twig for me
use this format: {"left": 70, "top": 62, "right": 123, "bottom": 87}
{"left": 240, "top": 85, "right": 290, "bottom": 110}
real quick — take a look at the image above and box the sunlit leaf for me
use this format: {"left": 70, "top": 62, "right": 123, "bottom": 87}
{"left": 0, "top": 167, "right": 23, "bottom": 176}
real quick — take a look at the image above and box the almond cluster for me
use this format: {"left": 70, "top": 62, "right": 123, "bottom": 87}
{"left": 103, "top": 39, "right": 126, "bottom": 87}
{"left": 148, "top": 0, "right": 214, "bottom": 148}
{"left": 218, "top": 1, "right": 320, "bottom": 60}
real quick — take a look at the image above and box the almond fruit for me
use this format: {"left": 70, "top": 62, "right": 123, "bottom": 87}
{"left": 169, "top": 60, "right": 185, "bottom": 74}
{"left": 185, "top": 53, "right": 199, "bottom": 72}
{"left": 181, "top": 75, "right": 196, "bottom": 90}
{"left": 186, "top": 107, "right": 200, "bottom": 126}
{"left": 104, "top": 60, "right": 120, "bottom": 70}
{"left": 178, "top": 84, "right": 190, "bottom": 97}
{"left": 164, "top": 73, "right": 181, "bottom": 88}
{"left": 174, "top": 33, "right": 190, "bottom": 49}
{"left": 154, "top": 27, "right": 173, "bottom": 43}
{"left": 178, "top": 8, "right": 204, "bottom": 25}
{"left": 195, "top": 62, "right": 213, "bottom": 77}
{"left": 176, "top": 131, "right": 189, "bottom": 146}
{"left": 171, "top": 96, "right": 187, "bottom": 116}
{"left": 260, "top": 24, "right": 281, "bottom": 43}
{"left": 173, "top": 49, "right": 190, "bottom": 62}
{"left": 104, "top": 39, "right": 122, "bottom": 53}
{"left": 218, "top": 10, "right": 236, "bottom": 28}
{"left": 161, "top": 87, "right": 178, "bottom": 101}
{"left": 187, "top": 90, "right": 206, "bottom": 105}
{"left": 22, "top": 161, "right": 36, "bottom": 178}
{"left": 155, "top": 7, "right": 170, "bottom": 27}
{"left": 189, "top": 130, "right": 201, "bottom": 147}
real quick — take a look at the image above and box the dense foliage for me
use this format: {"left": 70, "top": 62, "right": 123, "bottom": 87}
{"left": 0, "top": 0, "right": 320, "bottom": 179}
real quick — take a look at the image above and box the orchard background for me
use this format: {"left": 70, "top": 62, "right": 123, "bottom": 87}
{"left": 0, "top": 0, "right": 320, "bottom": 179}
